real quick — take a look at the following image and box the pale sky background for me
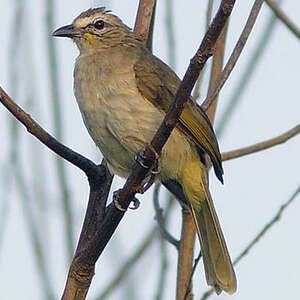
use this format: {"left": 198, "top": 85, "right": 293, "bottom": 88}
{"left": 0, "top": 1, "right": 299, "bottom": 300}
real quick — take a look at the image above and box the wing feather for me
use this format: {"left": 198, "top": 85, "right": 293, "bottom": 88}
{"left": 134, "top": 48, "right": 223, "bottom": 182}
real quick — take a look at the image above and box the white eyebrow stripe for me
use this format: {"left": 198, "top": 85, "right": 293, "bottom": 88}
{"left": 74, "top": 17, "right": 92, "bottom": 28}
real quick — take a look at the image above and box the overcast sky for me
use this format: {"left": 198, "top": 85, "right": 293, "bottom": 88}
{"left": 0, "top": 1, "right": 299, "bottom": 300}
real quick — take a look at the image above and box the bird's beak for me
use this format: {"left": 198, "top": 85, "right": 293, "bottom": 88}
{"left": 53, "top": 24, "right": 82, "bottom": 38}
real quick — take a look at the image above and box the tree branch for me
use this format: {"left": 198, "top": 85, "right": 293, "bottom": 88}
{"left": 264, "top": 0, "right": 300, "bottom": 39}
{"left": 222, "top": 125, "right": 300, "bottom": 162}
{"left": 0, "top": 87, "right": 100, "bottom": 176}
{"left": 202, "top": 0, "right": 264, "bottom": 112}
{"left": 134, "top": 0, "right": 157, "bottom": 49}
{"left": 176, "top": 210, "right": 196, "bottom": 300}
{"left": 205, "top": 23, "right": 228, "bottom": 122}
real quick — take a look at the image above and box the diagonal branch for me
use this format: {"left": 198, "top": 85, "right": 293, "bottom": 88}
{"left": 264, "top": 0, "right": 300, "bottom": 39}
{"left": 202, "top": 0, "right": 264, "bottom": 112}
{"left": 221, "top": 124, "right": 300, "bottom": 162}
{"left": 0, "top": 87, "right": 99, "bottom": 177}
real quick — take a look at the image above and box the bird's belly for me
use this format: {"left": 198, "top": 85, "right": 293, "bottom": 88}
{"left": 76, "top": 91, "right": 194, "bottom": 181}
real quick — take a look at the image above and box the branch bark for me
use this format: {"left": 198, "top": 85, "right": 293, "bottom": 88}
{"left": 176, "top": 210, "right": 196, "bottom": 300}
{"left": 134, "top": 0, "right": 157, "bottom": 50}
{"left": 205, "top": 23, "right": 228, "bottom": 122}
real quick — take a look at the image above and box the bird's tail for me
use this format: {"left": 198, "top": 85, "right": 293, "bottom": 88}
{"left": 181, "top": 162, "right": 237, "bottom": 294}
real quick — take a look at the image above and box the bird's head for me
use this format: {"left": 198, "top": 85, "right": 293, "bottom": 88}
{"left": 53, "top": 7, "right": 135, "bottom": 53}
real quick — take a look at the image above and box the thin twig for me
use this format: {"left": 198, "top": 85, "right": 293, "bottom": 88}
{"left": 2, "top": 0, "right": 23, "bottom": 251}
{"left": 176, "top": 210, "right": 196, "bottom": 300}
{"left": 153, "top": 183, "right": 179, "bottom": 248}
{"left": 97, "top": 227, "right": 158, "bottom": 300}
{"left": 0, "top": 87, "right": 98, "bottom": 176}
{"left": 265, "top": 0, "right": 300, "bottom": 39}
{"left": 202, "top": 0, "right": 264, "bottom": 112}
{"left": 155, "top": 234, "right": 169, "bottom": 300}
{"left": 201, "top": 185, "right": 300, "bottom": 300}
{"left": 234, "top": 185, "right": 300, "bottom": 265}
{"left": 155, "top": 197, "right": 174, "bottom": 300}
{"left": 45, "top": 0, "right": 74, "bottom": 259}
{"left": 222, "top": 125, "right": 300, "bottom": 162}
{"left": 205, "top": 22, "right": 228, "bottom": 122}
{"left": 192, "top": 0, "right": 214, "bottom": 101}
{"left": 183, "top": 251, "right": 202, "bottom": 300}
{"left": 215, "top": 1, "right": 281, "bottom": 137}
{"left": 15, "top": 165, "right": 55, "bottom": 300}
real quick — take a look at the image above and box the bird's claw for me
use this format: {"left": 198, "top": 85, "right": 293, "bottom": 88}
{"left": 134, "top": 152, "right": 161, "bottom": 194}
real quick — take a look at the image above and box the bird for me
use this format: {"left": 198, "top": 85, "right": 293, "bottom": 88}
{"left": 53, "top": 7, "right": 236, "bottom": 294}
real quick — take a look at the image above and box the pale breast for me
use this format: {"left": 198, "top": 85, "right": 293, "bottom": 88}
{"left": 73, "top": 52, "right": 195, "bottom": 180}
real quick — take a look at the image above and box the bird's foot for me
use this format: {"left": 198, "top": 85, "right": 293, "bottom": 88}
{"left": 122, "top": 135, "right": 161, "bottom": 193}
{"left": 133, "top": 144, "right": 161, "bottom": 194}
{"left": 135, "top": 158, "right": 161, "bottom": 194}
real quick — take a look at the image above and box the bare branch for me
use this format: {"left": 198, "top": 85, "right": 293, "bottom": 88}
{"left": 234, "top": 186, "right": 300, "bottom": 265}
{"left": 206, "top": 23, "right": 228, "bottom": 122}
{"left": 222, "top": 125, "right": 300, "bottom": 162}
{"left": 215, "top": 7, "right": 279, "bottom": 137}
{"left": 183, "top": 251, "right": 202, "bottom": 300}
{"left": 153, "top": 184, "right": 179, "bottom": 248}
{"left": 201, "top": 185, "right": 300, "bottom": 300}
{"left": 97, "top": 228, "right": 158, "bottom": 300}
{"left": 134, "top": 0, "right": 157, "bottom": 49}
{"left": 202, "top": 0, "right": 264, "bottom": 112}
{"left": 265, "top": 0, "right": 300, "bottom": 39}
{"left": 176, "top": 210, "right": 196, "bottom": 300}
{"left": 0, "top": 87, "right": 99, "bottom": 177}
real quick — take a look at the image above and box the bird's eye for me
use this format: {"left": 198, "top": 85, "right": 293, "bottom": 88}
{"left": 93, "top": 20, "right": 105, "bottom": 30}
